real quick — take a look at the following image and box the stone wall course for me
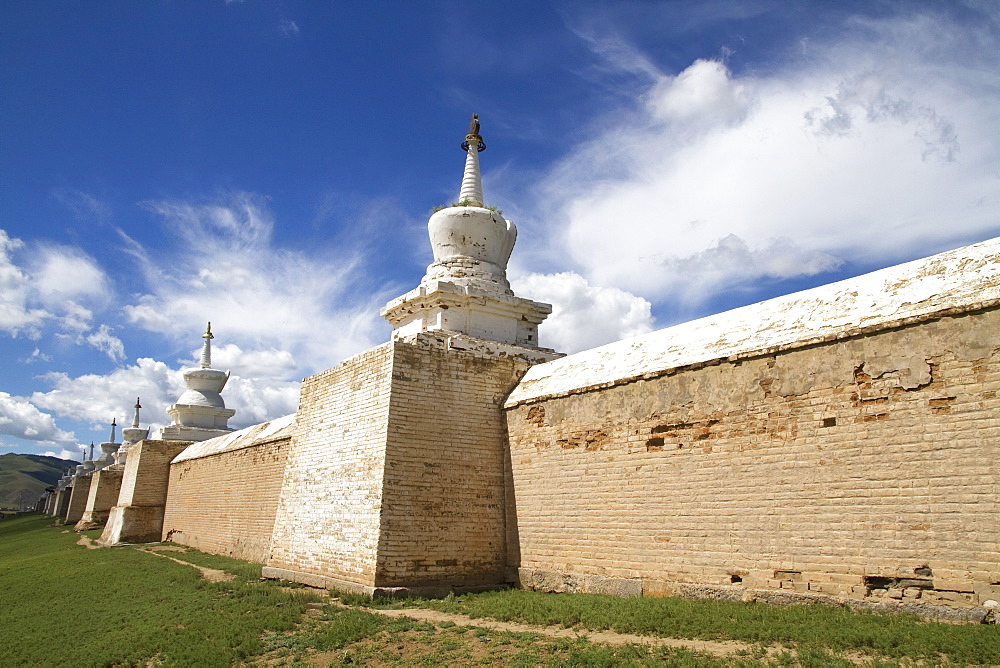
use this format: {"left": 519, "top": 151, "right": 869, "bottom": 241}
{"left": 505, "top": 307, "right": 1000, "bottom": 610}
{"left": 161, "top": 437, "right": 290, "bottom": 563}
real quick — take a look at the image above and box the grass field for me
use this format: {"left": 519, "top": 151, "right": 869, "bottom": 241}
{"left": 1, "top": 514, "right": 997, "bottom": 666}
{"left": 373, "top": 589, "right": 1000, "bottom": 664}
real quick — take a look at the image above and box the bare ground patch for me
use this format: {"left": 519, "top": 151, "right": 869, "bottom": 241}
{"left": 335, "top": 601, "right": 780, "bottom": 660}
{"left": 76, "top": 536, "right": 101, "bottom": 549}
{"left": 137, "top": 547, "right": 235, "bottom": 582}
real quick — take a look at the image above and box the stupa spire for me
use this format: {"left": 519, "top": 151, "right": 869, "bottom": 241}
{"left": 95, "top": 418, "right": 120, "bottom": 470}
{"left": 115, "top": 397, "right": 148, "bottom": 468}
{"left": 200, "top": 322, "right": 214, "bottom": 369}
{"left": 458, "top": 113, "right": 486, "bottom": 207}
{"left": 161, "top": 322, "right": 235, "bottom": 441}
{"left": 379, "top": 114, "right": 556, "bottom": 357}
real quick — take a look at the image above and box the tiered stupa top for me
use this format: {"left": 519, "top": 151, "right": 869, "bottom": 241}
{"left": 381, "top": 115, "right": 556, "bottom": 358}
{"left": 115, "top": 398, "right": 149, "bottom": 467}
{"left": 161, "top": 322, "right": 236, "bottom": 441}
{"left": 93, "top": 419, "right": 120, "bottom": 470}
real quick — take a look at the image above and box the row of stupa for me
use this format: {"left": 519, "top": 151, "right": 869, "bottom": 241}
{"left": 46, "top": 113, "right": 555, "bottom": 517}
{"left": 46, "top": 322, "right": 239, "bottom": 516}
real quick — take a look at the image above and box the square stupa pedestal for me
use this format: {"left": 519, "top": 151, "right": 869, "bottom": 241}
{"left": 381, "top": 280, "right": 553, "bottom": 350}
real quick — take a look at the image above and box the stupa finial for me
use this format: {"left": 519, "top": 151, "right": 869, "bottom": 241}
{"left": 132, "top": 398, "right": 142, "bottom": 428}
{"left": 200, "top": 322, "right": 214, "bottom": 369}
{"left": 458, "top": 113, "right": 485, "bottom": 207}
{"left": 109, "top": 418, "right": 117, "bottom": 444}
{"left": 89, "top": 441, "right": 95, "bottom": 460}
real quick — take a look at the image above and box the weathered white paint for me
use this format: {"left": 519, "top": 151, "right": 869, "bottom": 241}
{"left": 172, "top": 413, "right": 295, "bottom": 463}
{"left": 508, "top": 236, "right": 1000, "bottom": 405}
{"left": 383, "top": 117, "right": 554, "bottom": 350}
{"left": 162, "top": 323, "right": 236, "bottom": 440}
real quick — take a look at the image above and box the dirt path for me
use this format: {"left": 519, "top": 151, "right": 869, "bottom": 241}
{"left": 137, "top": 546, "right": 235, "bottom": 583}
{"left": 328, "top": 600, "right": 783, "bottom": 660}
{"left": 76, "top": 536, "right": 101, "bottom": 549}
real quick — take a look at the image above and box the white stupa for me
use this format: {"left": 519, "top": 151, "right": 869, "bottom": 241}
{"left": 93, "top": 419, "right": 120, "bottom": 471}
{"left": 160, "top": 322, "right": 236, "bottom": 441}
{"left": 380, "top": 114, "right": 555, "bottom": 353}
{"left": 80, "top": 442, "right": 96, "bottom": 475}
{"left": 114, "top": 398, "right": 149, "bottom": 466}
{"left": 73, "top": 450, "right": 87, "bottom": 478}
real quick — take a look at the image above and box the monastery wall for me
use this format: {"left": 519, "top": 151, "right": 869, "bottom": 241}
{"left": 99, "top": 439, "right": 191, "bottom": 545}
{"left": 505, "top": 307, "right": 1000, "bottom": 617}
{"left": 161, "top": 417, "right": 293, "bottom": 563}
{"left": 74, "top": 467, "right": 124, "bottom": 531}
{"left": 64, "top": 476, "right": 92, "bottom": 524}
{"left": 264, "top": 333, "right": 536, "bottom": 595}
{"left": 375, "top": 333, "right": 532, "bottom": 588}
{"left": 266, "top": 343, "right": 396, "bottom": 589}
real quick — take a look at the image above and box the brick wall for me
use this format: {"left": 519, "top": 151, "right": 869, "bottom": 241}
{"left": 376, "top": 334, "right": 531, "bottom": 587}
{"left": 161, "top": 438, "right": 289, "bottom": 563}
{"left": 65, "top": 476, "right": 92, "bottom": 523}
{"left": 506, "top": 308, "right": 1000, "bottom": 610}
{"left": 266, "top": 334, "right": 534, "bottom": 592}
{"left": 99, "top": 439, "right": 191, "bottom": 545}
{"left": 267, "top": 343, "right": 396, "bottom": 587}
{"left": 117, "top": 440, "right": 192, "bottom": 507}
{"left": 76, "top": 467, "right": 124, "bottom": 529}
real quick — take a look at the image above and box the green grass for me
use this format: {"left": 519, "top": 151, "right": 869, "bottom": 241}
{"left": 0, "top": 515, "right": 322, "bottom": 666}
{"left": 4, "top": 516, "right": 998, "bottom": 666}
{"left": 371, "top": 588, "right": 1000, "bottom": 665}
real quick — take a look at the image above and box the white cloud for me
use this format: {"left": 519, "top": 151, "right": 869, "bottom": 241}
{"left": 25, "top": 348, "right": 52, "bottom": 363}
{"left": 123, "top": 192, "right": 388, "bottom": 380}
{"left": 279, "top": 19, "right": 300, "bottom": 37}
{"left": 198, "top": 342, "right": 297, "bottom": 378}
{"left": 50, "top": 187, "right": 111, "bottom": 220}
{"left": 29, "top": 243, "right": 109, "bottom": 308}
{"left": 648, "top": 59, "right": 754, "bottom": 130}
{"left": 0, "top": 228, "right": 114, "bottom": 341}
{"left": 31, "top": 358, "right": 183, "bottom": 435}
{"left": 513, "top": 271, "right": 653, "bottom": 354}
{"left": 0, "top": 230, "right": 47, "bottom": 336}
{"left": 30, "top": 355, "right": 301, "bottom": 437}
{"left": 531, "top": 11, "right": 1000, "bottom": 311}
{"left": 0, "top": 392, "right": 76, "bottom": 446}
{"left": 40, "top": 448, "right": 80, "bottom": 461}
{"left": 221, "top": 376, "right": 300, "bottom": 428}
{"left": 86, "top": 324, "right": 126, "bottom": 362}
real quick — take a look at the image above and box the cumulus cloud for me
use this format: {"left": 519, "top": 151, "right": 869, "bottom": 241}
{"left": 0, "top": 228, "right": 114, "bottom": 341}
{"left": 219, "top": 376, "right": 300, "bottom": 428}
{"left": 0, "top": 392, "right": 76, "bottom": 446}
{"left": 199, "top": 342, "right": 298, "bottom": 378}
{"left": 30, "top": 355, "right": 301, "bottom": 437}
{"left": 0, "top": 231, "right": 47, "bottom": 336}
{"left": 86, "top": 325, "right": 126, "bottom": 362}
{"left": 122, "top": 192, "right": 388, "bottom": 380}
{"left": 513, "top": 271, "right": 653, "bottom": 353}
{"left": 648, "top": 59, "right": 755, "bottom": 130}
{"left": 530, "top": 9, "right": 1000, "bottom": 314}
{"left": 31, "top": 358, "right": 184, "bottom": 435}
{"left": 40, "top": 448, "right": 81, "bottom": 461}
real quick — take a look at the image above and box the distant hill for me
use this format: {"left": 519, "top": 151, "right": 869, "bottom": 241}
{"left": 0, "top": 454, "right": 80, "bottom": 510}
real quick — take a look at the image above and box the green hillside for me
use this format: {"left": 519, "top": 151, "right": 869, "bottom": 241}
{"left": 0, "top": 453, "right": 79, "bottom": 510}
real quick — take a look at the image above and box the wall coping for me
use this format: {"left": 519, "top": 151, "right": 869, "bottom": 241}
{"left": 507, "top": 236, "right": 1000, "bottom": 406}
{"left": 171, "top": 414, "right": 295, "bottom": 463}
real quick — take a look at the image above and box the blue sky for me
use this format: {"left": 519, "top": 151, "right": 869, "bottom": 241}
{"left": 2, "top": 1, "right": 999, "bottom": 458}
